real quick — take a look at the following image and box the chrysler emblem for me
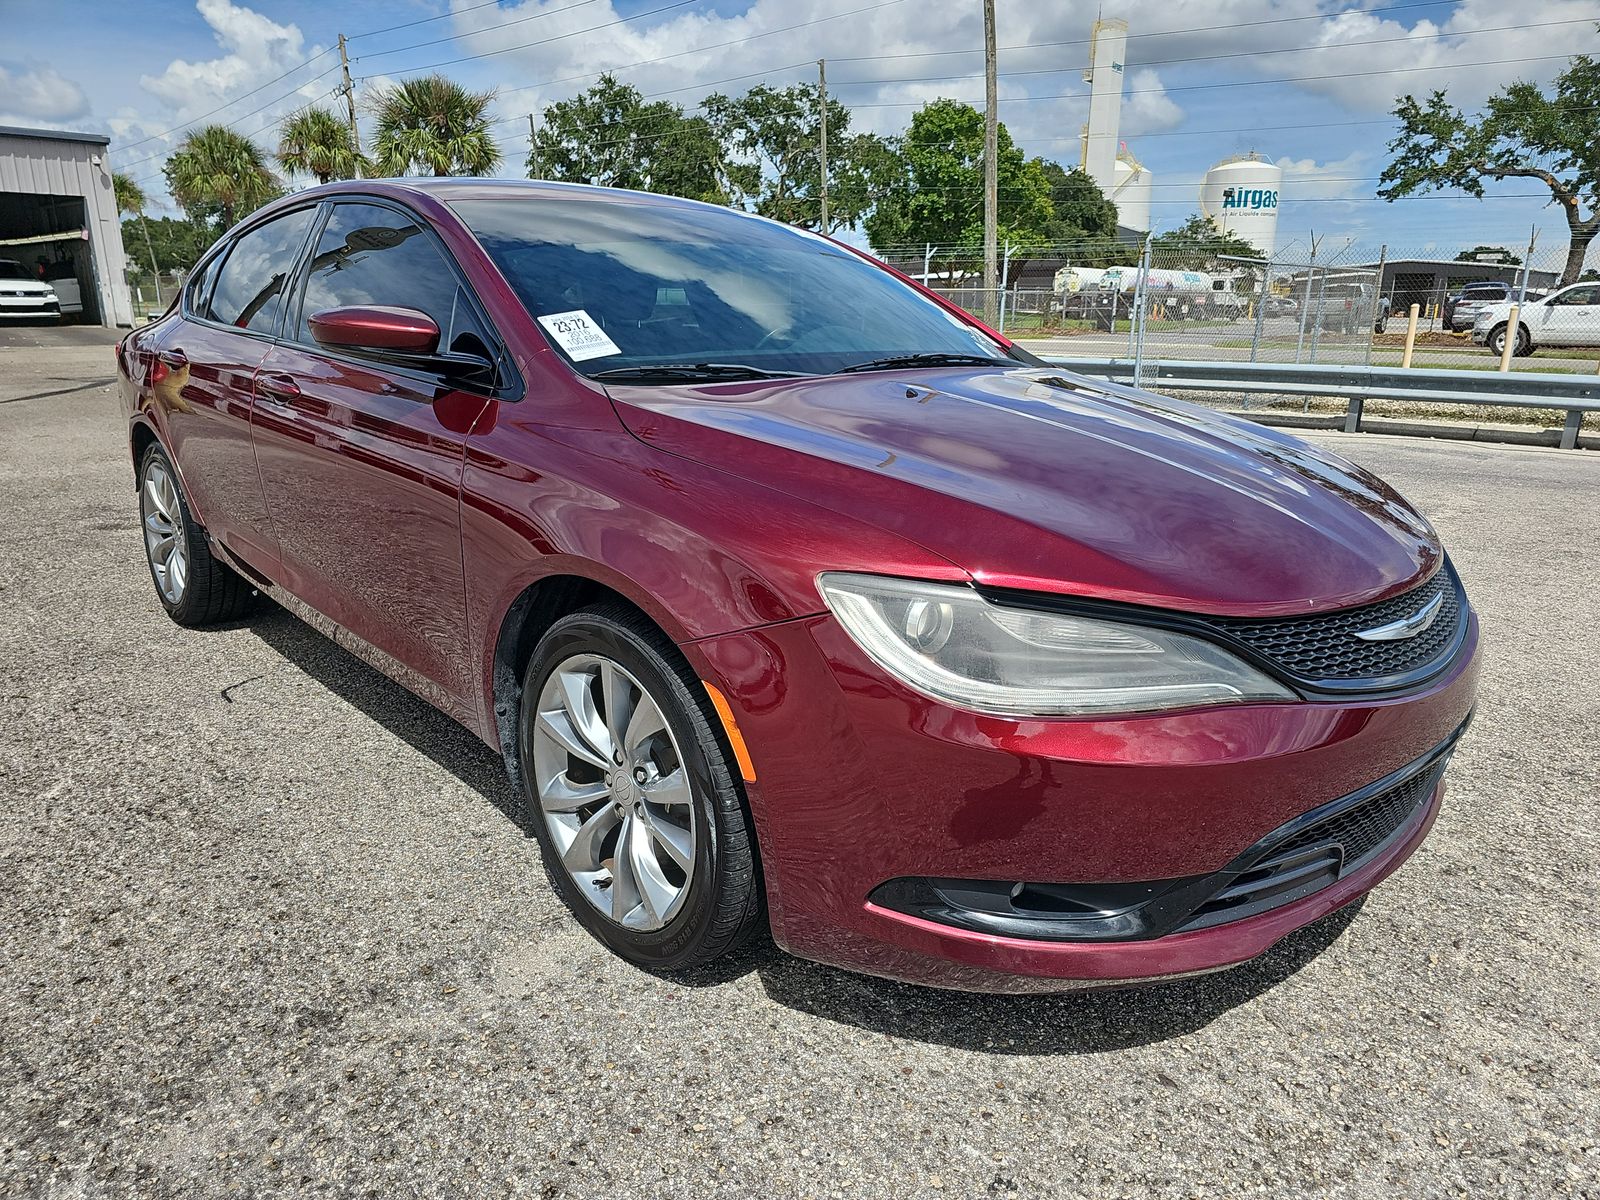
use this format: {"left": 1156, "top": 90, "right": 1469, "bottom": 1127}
{"left": 1353, "top": 592, "right": 1445, "bottom": 642}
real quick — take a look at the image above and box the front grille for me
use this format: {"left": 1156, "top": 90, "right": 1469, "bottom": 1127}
{"left": 1180, "top": 757, "right": 1447, "bottom": 930}
{"left": 1193, "top": 565, "right": 1463, "bottom": 687}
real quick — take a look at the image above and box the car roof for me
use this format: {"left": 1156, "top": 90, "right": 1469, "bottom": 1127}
{"left": 290, "top": 176, "right": 723, "bottom": 214}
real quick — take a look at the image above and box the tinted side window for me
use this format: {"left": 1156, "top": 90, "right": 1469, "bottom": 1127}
{"left": 206, "top": 208, "right": 316, "bottom": 332}
{"left": 184, "top": 254, "right": 220, "bottom": 314}
{"left": 296, "top": 202, "right": 492, "bottom": 359}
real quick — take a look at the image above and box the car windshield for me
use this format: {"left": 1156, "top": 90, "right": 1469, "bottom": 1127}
{"left": 0, "top": 261, "right": 30, "bottom": 280}
{"left": 453, "top": 196, "right": 1014, "bottom": 378}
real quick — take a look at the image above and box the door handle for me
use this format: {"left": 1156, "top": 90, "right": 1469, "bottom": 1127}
{"left": 158, "top": 349, "right": 188, "bottom": 369}
{"left": 257, "top": 373, "right": 302, "bottom": 403}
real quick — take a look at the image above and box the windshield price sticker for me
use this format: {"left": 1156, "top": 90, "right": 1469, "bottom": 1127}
{"left": 536, "top": 310, "right": 621, "bottom": 361}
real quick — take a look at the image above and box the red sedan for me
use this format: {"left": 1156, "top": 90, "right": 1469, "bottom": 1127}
{"left": 117, "top": 180, "right": 1478, "bottom": 993}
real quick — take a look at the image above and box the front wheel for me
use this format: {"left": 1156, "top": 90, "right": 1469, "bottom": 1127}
{"left": 517, "top": 603, "right": 763, "bottom": 971}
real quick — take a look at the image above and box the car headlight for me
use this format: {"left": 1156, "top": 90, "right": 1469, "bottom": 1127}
{"left": 818, "top": 573, "right": 1295, "bottom": 717}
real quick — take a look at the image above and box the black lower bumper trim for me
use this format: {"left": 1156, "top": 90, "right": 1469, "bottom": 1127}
{"left": 868, "top": 715, "right": 1470, "bottom": 943}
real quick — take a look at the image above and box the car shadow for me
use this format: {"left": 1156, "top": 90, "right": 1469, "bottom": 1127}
{"left": 741, "top": 899, "right": 1366, "bottom": 1055}
{"left": 240, "top": 602, "right": 528, "bottom": 833}
{"left": 232, "top": 601, "right": 1367, "bottom": 1053}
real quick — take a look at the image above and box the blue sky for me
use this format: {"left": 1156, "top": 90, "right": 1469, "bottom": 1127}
{"left": 2, "top": 0, "right": 1595, "bottom": 268}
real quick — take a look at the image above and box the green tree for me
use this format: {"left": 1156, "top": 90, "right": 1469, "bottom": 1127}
{"left": 112, "top": 172, "right": 164, "bottom": 286}
{"left": 278, "top": 106, "right": 368, "bottom": 184}
{"left": 1453, "top": 244, "right": 1521, "bottom": 265}
{"left": 531, "top": 75, "right": 745, "bottom": 204}
{"left": 371, "top": 74, "right": 500, "bottom": 177}
{"left": 124, "top": 216, "right": 218, "bottom": 272}
{"left": 702, "top": 83, "right": 891, "bottom": 231}
{"left": 1379, "top": 50, "right": 1600, "bottom": 285}
{"left": 1034, "top": 160, "right": 1117, "bottom": 241}
{"left": 162, "top": 124, "right": 281, "bottom": 229}
{"left": 1151, "top": 214, "right": 1262, "bottom": 271}
{"left": 113, "top": 172, "right": 145, "bottom": 218}
{"left": 863, "top": 99, "right": 1053, "bottom": 253}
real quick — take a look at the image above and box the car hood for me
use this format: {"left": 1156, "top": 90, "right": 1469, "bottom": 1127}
{"left": 0, "top": 278, "right": 57, "bottom": 294}
{"left": 608, "top": 367, "right": 1442, "bottom": 617}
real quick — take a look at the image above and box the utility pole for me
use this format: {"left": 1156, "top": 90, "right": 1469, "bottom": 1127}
{"left": 338, "top": 34, "right": 361, "bottom": 177}
{"left": 981, "top": 0, "right": 999, "bottom": 325}
{"left": 528, "top": 112, "right": 540, "bottom": 180}
{"left": 1517, "top": 224, "right": 1537, "bottom": 307}
{"left": 817, "top": 59, "right": 829, "bottom": 235}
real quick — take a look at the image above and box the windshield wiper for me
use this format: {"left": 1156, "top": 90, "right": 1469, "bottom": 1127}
{"left": 836, "top": 352, "right": 1015, "bottom": 374}
{"left": 589, "top": 362, "right": 809, "bottom": 382}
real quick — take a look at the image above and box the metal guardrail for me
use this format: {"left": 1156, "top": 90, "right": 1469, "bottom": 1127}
{"left": 1044, "top": 357, "right": 1600, "bottom": 450}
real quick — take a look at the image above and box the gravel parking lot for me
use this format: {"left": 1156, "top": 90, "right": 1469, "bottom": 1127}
{"left": 2, "top": 326, "right": 1596, "bottom": 1199}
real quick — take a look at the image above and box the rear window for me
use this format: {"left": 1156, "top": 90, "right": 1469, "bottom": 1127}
{"left": 206, "top": 208, "right": 316, "bottom": 333}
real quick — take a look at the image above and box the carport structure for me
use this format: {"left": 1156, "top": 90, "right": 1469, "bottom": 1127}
{"left": 0, "top": 126, "right": 133, "bottom": 327}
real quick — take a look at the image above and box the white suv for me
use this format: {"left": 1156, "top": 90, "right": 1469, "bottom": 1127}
{"left": 1473, "top": 282, "right": 1600, "bottom": 356}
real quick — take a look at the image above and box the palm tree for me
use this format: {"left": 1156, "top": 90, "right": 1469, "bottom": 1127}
{"left": 277, "top": 106, "right": 368, "bottom": 184}
{"left": 371, "top": 74, "right": 500, "bottom": 177}
{"left": 114, "top": 172, "right": 164, "bottom": 299}
{"left": 163, "top": 124, "right": 281, "bottom": 229}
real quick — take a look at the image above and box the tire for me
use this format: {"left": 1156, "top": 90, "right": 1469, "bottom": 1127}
{"left": 516, "top": 602, "right": 763, "bottom": 971}
{"left": 1488, "top": 324, "right": 1533, "bottom": 358}
{"left": 137, "top": 443, "right": 257, "bottom": 626}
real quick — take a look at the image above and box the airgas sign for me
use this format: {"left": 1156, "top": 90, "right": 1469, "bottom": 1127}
{"left": 1221, "top": 186, "right": 1278, "bottom": 212}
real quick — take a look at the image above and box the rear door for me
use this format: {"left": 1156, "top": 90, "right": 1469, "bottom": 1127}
{"left": 250, "top": 200, "right": 507, "bottom": 722}
{"left": 155, "top": 205, "right": 318, "bottom": 576}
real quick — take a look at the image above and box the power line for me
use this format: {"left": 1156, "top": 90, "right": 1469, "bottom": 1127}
{"left": 826, "top": 16, "right": 1594, "bottom": 87}
{"left": 353, "top": 0, "right": 705, "bottom": 78}
{"left": 352, "top": 0, "right": 608, "bottom": 62}
{"left": 484, "top": 0, "right": 910, "bottom": 110}
{"left": 113, "top": 67, "right": 344, "bottom": 173}
{"left": 843, "top": 53, "right": 1577, "bottom": 107}
{"left": 114, "top": 47, "right": 338, "bottom": 153}
{"left": 348, "top": 0, "right": 528, "bottom": 41}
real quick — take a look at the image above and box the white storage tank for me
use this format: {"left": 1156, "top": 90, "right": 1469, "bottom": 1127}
{"left": 1112, "top": 153, "right": 1152, "bottom": 234}
{"left": 1200, "top": 153, "right": 1281, "bottom": 256}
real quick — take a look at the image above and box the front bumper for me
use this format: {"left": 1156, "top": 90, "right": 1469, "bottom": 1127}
{"left": 688, "top": 604, "right": 1480, "bottom": 993}
{"left": 0, "top": 295, "right": 62, "bottom": 319}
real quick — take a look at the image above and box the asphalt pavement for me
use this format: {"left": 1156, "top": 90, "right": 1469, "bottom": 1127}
{"left": 2, "top": 326, "right": 1596, "bottom": 1198}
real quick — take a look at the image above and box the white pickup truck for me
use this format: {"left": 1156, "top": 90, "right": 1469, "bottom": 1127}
{"left": 1473, "top": 282, "right": 1600, "bottom": 356}
{"left": 0, "top": 259, "right": 62, "bottom": 322}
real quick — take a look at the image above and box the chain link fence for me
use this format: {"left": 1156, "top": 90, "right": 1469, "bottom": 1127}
{"left": 874, "top": 241, "right": 1600, "bottom": 376}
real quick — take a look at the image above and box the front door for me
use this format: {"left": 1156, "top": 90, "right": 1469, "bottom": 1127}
{"left": 250, "top": 201, "right": 500, "bottom": 722}
{"left": 157, "top": 205, "right": 318, "bottom": 576}
{"left": 1537, "top": 284, "right": 1600, "bottom": 347}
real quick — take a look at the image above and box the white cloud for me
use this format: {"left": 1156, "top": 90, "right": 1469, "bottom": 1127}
{"left": 1276, "top": 150, "right": 1368, "bottom": 201}
{"left": 0, "top": 63, "right": 90, "bottom": 124}
{"left": 1121, "top": 68, "right": 1183, "bottom": 135}
{"left": 139, "top": 0, "right": 327, "bottom": 120}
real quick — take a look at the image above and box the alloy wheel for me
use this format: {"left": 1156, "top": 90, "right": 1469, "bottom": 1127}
{"left": 531, "top": 654, "right": 698, "bottom": 931}
{"left": 141, "top": 460, "right": 189, "bottom": 605}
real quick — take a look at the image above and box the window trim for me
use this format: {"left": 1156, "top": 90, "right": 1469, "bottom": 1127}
{"left": 280, "top": 195, "right": 522, "bottom": 402}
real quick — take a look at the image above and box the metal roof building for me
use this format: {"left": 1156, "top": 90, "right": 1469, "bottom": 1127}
{"left": 1, "top": 125, "right": 134, "bottom": 326}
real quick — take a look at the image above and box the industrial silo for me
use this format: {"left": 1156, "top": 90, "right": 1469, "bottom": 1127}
{"left": 1200, "top": 153, "right": 1281, "bottom": 256}
{"left": 1112, "top": 151, "right": 1153, "bottom": 234}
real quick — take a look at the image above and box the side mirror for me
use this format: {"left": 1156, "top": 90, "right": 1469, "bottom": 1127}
{"left": 308, "top": 305, "right": 440, "bottom": 354}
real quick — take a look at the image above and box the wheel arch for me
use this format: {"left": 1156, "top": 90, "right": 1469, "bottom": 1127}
{"left": 488, "top": 571, "right": 680, "bottom": 786}
{"left": 129, "top": 417, "right": 161, "bottom": 482}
